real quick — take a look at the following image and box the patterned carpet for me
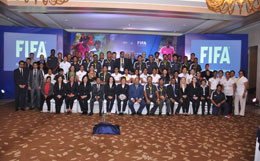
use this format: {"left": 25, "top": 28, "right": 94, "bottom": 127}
{"left": 0, "top": 102, "right": 259, "bottom": 161}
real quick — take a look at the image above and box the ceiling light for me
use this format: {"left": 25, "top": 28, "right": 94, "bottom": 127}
{"left": 206, "top": 0, "right": 260, "bottom": 15}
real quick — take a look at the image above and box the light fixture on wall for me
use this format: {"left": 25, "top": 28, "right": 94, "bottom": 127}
{"left": 24, "top": 0, "right": 69, "bottom": 5}
{"left": 206, "top": 0, "right": 260, "bottom": 15}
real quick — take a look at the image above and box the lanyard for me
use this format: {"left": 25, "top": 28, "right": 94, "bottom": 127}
{"left": 139, "top": 63, "right": 142, "bottom": 70}
{"left": 104, "top": 73, "right": 106, "bottom": 81}
{"left": 159, "top": 87, "right": 163, "bottom": 95}
{"left": 149, "top": 85, "right": 152, "bottom": 93}
{"left": 164, "top": 61, "right": 167, "bottom": 66}
{"left": 94, "top": 63, "right": 96, "bottom": 69}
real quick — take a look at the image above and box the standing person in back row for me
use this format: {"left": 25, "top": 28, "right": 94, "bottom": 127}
{"left": 14, "top": 61, "right": 29, "bottom": 111}
{"left": 234, "top": 70, "right": 248, "bottom": 117}
{"left": 46, "top": 49, "right": 59, "bottom": 74}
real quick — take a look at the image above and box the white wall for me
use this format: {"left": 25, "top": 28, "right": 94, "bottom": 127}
{"left": 231, "top": 22, "right": 260, "bottom": 101}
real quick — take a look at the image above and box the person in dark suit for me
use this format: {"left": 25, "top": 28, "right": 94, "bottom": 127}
{"left": 28, "top": 62, "right": 43, "bottom": 110}
{"left": 40, "top": 76, "right": 54, "bottom": 112}
{"left": 189, "top": 77, "right": 201, "bottom": 115}
{"left": 37, "top": 54, "right": 47, "bottom": 74}
{"left": 175, "top": 77, "right": 189, "bottom": 115}
{"left": 116, "top": 77, "right": 129, "bottom": 115}
{"left": 65, "top": 75, "right": 78, "bottom": 114}
{"left": 90, "top": 77, "right": 104, "bottom": 116}
{"left": 144, "top": 76, "right": 158, "bottom": 115}
{"left": 53, "top": 75, "right": 66, "bottom": 114}
{"left": 200, "top": 79, "right": 211, "bottom": 115}
{"left": 105, "top": 76, "right": 116, "bottom": 114}
{"left": 166, "top": 77, "right": 180, "bottom": 115}
{"left": 78, "top": 75, "right": 91, "bottom": 115}
{"left": 25, "top": 58, "right": 33, "bottom": 70}
{"left": 128, "top": 77, "right": 146, "bottom": 115}
{"left": 14, "top": 61, "right": 29, "bottom": 111}
{"left": 115, "top": 51, "right": 130, "bottom": 74}
{"left": 129, "top": 52, "right": 137, "bottom": 74}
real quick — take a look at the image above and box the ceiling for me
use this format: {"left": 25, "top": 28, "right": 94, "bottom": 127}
{"left": 0, "top": 0, "right": 260, "bottom": 35}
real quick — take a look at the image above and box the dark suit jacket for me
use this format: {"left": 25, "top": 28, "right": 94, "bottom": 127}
{"left": 167, "top": 84, "right": 180, "bottom": 101}
{"left": 116, "top": 84, "right": 129, "bottom": 100}
{"left": 28, "top": 69, "right": 43, "bottom": 88}
{"left": 200, "top": 86, "right": 210, "bottom": 98}
{"left": 105, "top": 84, "right": 116, "bottom": 99}
{"left": 188, "top": 84, "right": 201, "bottom": 98}
{"left": 65, "top": 82, "right": 78, "bottom": 96}
{"left": 128, "top": 84, "right": 144, "bottom": 101}
{"left": 53, "top": 83, "right": 66, "bottom": 97}
{"left": 129, "top": 58, "right": 137, "bottom": 73}
{"left": 40, "top": 82, "right": 54, "bottom": 96}
{"left": 179, "top": 86, "right": 189, "bottom": 99}
{"left": 78, "top": 82, "right": 91, "bottom": 99}
{"left": 14, "top": 68, "right": 29, "bottom": 89}
{"left": 91, "top": 84, "right": 104, "bottom": 99}
{"left": 115, "top": 58, "right": 130, "bottom": 70}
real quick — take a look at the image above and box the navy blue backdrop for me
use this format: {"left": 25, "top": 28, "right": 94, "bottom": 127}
{"left": 0, "top": 25, "right": 248, "bottom": 99}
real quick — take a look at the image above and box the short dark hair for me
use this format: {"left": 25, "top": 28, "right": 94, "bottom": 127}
{"left": 19, "top": 60, "right": 25, "bottom": 65}
{"left": 217, "top": 84, "right": 222, "bottom": 89}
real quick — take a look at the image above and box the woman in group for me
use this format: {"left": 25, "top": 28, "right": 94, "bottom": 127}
{"left": 44, "top": 68, "right": 56, "bottom": 84}
{"left": 178, "top": 66, "right": 190, "bottom": 84}
{"left": 123, "top": 68, "right": 132, "bottom": 84}
{"left": 66, "top": 66, "right": 76, "bottom": 83}
{"left": 160, "top": 68, "right": 170, "bottom": 85}
{"left": 105, "top": 76, "right": 116, "bottom": 114}
{"left": 140, "top": 68, "right": 148, "bottom": 85}
{"left": 40, "top": 76, "right": 54, "bottom": 113}
{"left": 65, "top": 75, "right": 78, "bottom": 114}
{"left": 116, "top": 77, "right": 129, "bottom": 115}
{"left": 189, "top": 77, "right": 201, "bottom": 115}
{"left": 78, "top": 75, "right": 91, "bottom": 115}
{"left": 88, "top": 65, "right": 97, "bottom": 84}
{"left": 200, "top": 79, "right": 211, "bottom": 115}
{"left": 173, "top": 70, "right": 180, "bottom": 85}
{"left": 131, "top": 69, "right": 140, "bottom": 83}
{"left": 53, "top": 75, "right": 66, "bottom": 114}
{"left": 111, "top": 67, "right": 122, "bottom": 85}
{"left": 234, "top": 70, "right": 248, "bottom": 117}
{"left": 175, "top": 77, "right": 189, "bottom": 115}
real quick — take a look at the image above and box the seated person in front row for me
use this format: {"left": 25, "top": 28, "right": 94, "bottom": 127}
{"left": 128, "top": 77, "right": 146, "bottom": 115}
{"left": 175, "top": 77, "right": 190, "bottom": 115}
{"left": 144, "top": 76, "right": 158, "bottom": 115}
{"left": 40, "top": 76, "right": 54, "bottom": 113}
{"left": 65, "top": 75, "right": 78, "bottom": 114}
{"left": 53, "top": 75, "right": 66, "bottom": 114}
{"left": 116, "top": 77, "right": 129, "bottom": 115}
{"left": 105, "top": 76, "right": 116, "bottom": 114}
{"left": 90, "top": 77, "right": 104, "bottom": 116}
{"left": 211, "top": 84, "right": 230, "bottom": 117}
{"left": 78, "top": 75, "right": 91, "bottom": 115}
{"left": 200, "top": 79, "right": 211, "bottom": 115}
{"left": 166, "top": 77, "right": 180, "bottom": 115}
{"left": 150, "top": 78, "right": 167, "bottom": 116}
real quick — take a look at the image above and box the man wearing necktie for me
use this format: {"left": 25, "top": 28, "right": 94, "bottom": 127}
{"left": 166, "top": 78, "right": 180, "bottom": 115}
{"left": 28, "top": 62, "right": 43, "bottom": 110}
{"left": 14, "top": 61, "right": 29, "bottom": 111}
{"left": 90, "top": 77, "right": 104, "bottom": 116}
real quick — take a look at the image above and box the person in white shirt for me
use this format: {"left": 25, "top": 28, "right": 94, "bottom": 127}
{"left": 150, "top": 68, "right": 160, "bottom": 85}
{"left": 111, "top": 67, "right": 122, "bottom": 85}
{"left": 209, "top": 70, "right": 220, "bottom": 95}
{"left": 234, "top": 70, "right": 248, "bottom": 116}
{"left": 140, "top": 68, "right": 149, "bottom": 85}
{"left": 187, "top": 68, "right": 195, "bottom": 84}
{"left": 76, "top": 65, "right": 87, "bottom": 83}
{"left": 230, "top": 70, "right": 237, "bottom": 82}
{"left": 131, "top": 69, "right": 140, "bottom": 83}
{"left": 218, "top": 70, "right": 225, "bottom": 84}
{"left": 178, "top": 66, "right": 190, "bottom": 84}
{"left": 221, "top": 71, "right": 235, "bottom": 115}
{"left": 122, "top": 68, "right": 132, "bottom": 84}
{"left": 44, "top": 68, "right": 56, "bottom": 84}
{"left": 59, "top": 56, "right": 71, "bottom": 74}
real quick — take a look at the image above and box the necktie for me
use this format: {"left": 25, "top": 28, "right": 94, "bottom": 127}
{"left": 172, "top": 85, "right": 175, "bottom": 96}
{"left": 136, "top": 85, "right": 138, "bottom": 90}
{"left": 21, "top": 69, "right": 23, "bottom": 76}
{"left": 33, "top": 70, "right": 36, "bottom": 78}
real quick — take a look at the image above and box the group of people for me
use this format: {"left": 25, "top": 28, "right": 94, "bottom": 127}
{"left": 14, "top": 49, "right": 248, "bottom": 117}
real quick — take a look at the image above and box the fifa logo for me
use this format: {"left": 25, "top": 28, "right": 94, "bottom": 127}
{"left": 200, "top": 46, "right": 230, "bottom": 64}
{"left": 16, "top": 40, "right": 47, "bottom": 58}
